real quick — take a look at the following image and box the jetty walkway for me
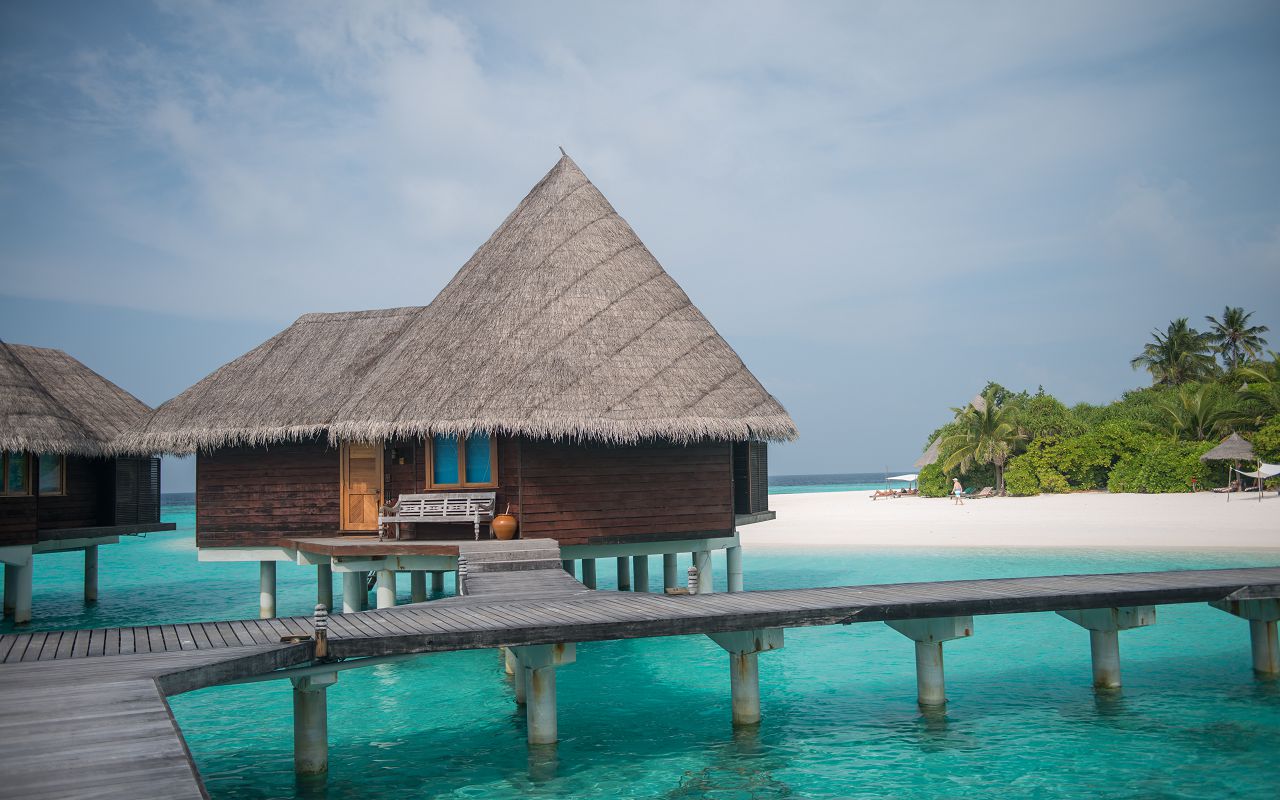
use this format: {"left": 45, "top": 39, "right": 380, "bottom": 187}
{"left": 2, "top": 544, "right": 1279, "bottom": 798}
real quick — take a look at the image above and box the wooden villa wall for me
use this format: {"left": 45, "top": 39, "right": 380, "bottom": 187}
{"left": 0, "top": 497, "right": 36, "bottom": 547}
{"left": 36, "top": 456, "right": 112, "bottom": 533}
{"left": 197, "top": 440, "right": 341, "bottom": 548}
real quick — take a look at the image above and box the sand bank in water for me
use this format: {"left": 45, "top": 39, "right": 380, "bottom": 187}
{"left": 743, "top": 490, "right": 1279, "bottom": 549}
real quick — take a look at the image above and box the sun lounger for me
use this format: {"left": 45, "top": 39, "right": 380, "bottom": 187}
{"left": 871, "top": 489, "right": 899, "bottom": 500}
{"left": 968, "top": 487, "right": 995, "bottom": 498}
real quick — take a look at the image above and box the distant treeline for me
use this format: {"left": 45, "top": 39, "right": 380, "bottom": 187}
{"left": 919, "top": 307, "right": 1279, "bottom": 496}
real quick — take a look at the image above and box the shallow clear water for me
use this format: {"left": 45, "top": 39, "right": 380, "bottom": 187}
{"left": 7, "top": 502, "right": 1280, "bottom": 799}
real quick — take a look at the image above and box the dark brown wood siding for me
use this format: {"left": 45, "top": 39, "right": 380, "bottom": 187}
{"left": 196, "top": 440, "right": 341, "bottom": 548}
{"left": 386, "top": 437, "right": 520, "bottom": 540}
{"left": 0, "top": 497, "right": 37, "bottom": 547}
{"left": 516, "top": 440, "right": 733, "bottom": 546}
{"left": 35, "top": 456, "right": 111, "bottom": 533}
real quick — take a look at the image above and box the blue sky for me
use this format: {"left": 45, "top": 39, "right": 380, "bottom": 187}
{"left": 2, "top": 1, "right": 1279, "bottom": 492}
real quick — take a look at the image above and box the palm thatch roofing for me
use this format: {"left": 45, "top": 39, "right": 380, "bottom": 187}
{"left": 913, "top": 437, "right": 940, "bottom": 468}
{"left": 120, "top": 154, "right": 797, "bottom": 455}
{"left": 1200, "top": 432, "right": 1254, "bottom": 462}
{"left": 1, "top": 340, "right": 152, "bottom": 457}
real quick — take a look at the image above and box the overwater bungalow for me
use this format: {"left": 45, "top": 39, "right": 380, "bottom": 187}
{"left": 1, "top": 341, "right": 174, "bottom": 623}
{"left": 120, "top": 154, "right": 796, "bottom": 616}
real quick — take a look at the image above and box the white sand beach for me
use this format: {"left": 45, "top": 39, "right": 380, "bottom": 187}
{"left": 744, "top": 491, "right": 1280, "bottom": 550}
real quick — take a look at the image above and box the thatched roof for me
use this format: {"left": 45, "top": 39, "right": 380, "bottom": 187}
{"left": 0, "top": 341, "right": 152, "bottom": 456}
{"left": 1200, "top": 432, "right": 1254, "bottom": 462}
{"left": 913, "top": 437, "right": 940, "bottom": 468}
{"left": 121, "top": 155, "right": 797, "bottom": 454}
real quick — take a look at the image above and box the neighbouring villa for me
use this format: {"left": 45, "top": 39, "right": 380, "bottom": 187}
{"left": 118, "top": 154, "right": 796, "bottom": 616}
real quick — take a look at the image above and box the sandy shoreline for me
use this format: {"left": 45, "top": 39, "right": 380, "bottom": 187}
{"left": 742, "top": 490, "right": 1280, "bottom": 550}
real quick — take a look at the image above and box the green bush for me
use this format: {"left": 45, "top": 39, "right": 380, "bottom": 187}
{"left": 918, "top": 463, "right": 950, "bottom": 497}
{"left": 1107, "top": 440, "right": 1216, "bottom": 493}
{"left": 1003, "top": 454, "right": 1040, "bottom": 496}
{"left": 1253, "top": 417, "right": 1280, "bottom": 462}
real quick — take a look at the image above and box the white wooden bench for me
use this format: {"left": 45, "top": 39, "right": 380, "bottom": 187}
{"left": 378, "top": 492, "right": 498, "bottom": 541}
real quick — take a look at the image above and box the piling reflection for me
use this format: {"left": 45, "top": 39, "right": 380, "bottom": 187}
{"left": 526, "top": 742, "right": 559, "bottom": 783}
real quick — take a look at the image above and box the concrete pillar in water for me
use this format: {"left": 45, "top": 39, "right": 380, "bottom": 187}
{"left": 259, "top": 560, "right": 277, "bottom": 619}
{"left": 410, "top": 571, "right": 428, "bottom": 603}
{"left": 726, "top": 545, "right": 743, "bottom": 593}
{"left": 431, "top": 570, "right": 445, "bottom": 595}
{"left": 663, "top": 553, "right": 678, "bottom": 591}
{"left": 562, "top": 559, "right": 575, "bottom": 578}
{"left": 886, "top": 616, "right": 974, "bottom": 706}
{"left": 341, "top": 571, "right": 365, "bottom": 613}
{"left": 510, "top": 643, "right": 576, "bottom": 744}
{"left": 84, "top": 546, "right": 98, "bottom": 603}
{"left": 695, "top": 550, "right": 714, "bottom": 594}
{"left": 616, "top": 557, "right": 631, "bottom": 591}
{"left": 3, "top": 563, "right": 16, "bottom": 617}
{"left": 375, "top": 570, "right": 397, "bottom": 609}
{"left": 708, "top": 628, "right": 784, "bottom": 726}
{"left": 291, "top": 672, "right": 337, "bottom": 776}
{"left": 633, "top": 555, "right": 649, "bottom": 593}
{"left": 580, "top": 558, "right": 597, "bottom": 589}
{"left": 9, "top": 558, "right": 32, "bottom": 625}
{"left": 316, "top": 564, "right": 333, "bottom": 611}
{"left": 1058, "top": 606, "right": 1155, "bottom": 689}
{"left": 1210, "top": 596, "right": 1280, "bottom": 675}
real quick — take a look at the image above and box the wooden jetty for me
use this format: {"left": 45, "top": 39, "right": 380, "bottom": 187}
{"left": 2, "top": 549, "right": 1279, "bottom": 798}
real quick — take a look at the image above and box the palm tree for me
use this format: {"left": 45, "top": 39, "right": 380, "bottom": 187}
{"left": 1239, "top": 350, "right": 1280, "bottom": 419}
{"left": 940, "top": 388, "right": 1025, "bottom": 494}
{"left": 1205, "top": 307, "right": 1269, "bottom": 371}
{"left": 1130, "top": 318, "right": 1217, "bottom": 386}
{"left": 1153, "top": 384, "right": 1247, "bottom": 441}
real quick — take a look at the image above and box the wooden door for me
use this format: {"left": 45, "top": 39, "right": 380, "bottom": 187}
{"left": 340, "top": 442, "right": 384, "bottom": 531}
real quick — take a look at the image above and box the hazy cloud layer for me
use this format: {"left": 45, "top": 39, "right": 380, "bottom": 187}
{"left": 2, "top": 1, "right": 1278, "bottom": 487}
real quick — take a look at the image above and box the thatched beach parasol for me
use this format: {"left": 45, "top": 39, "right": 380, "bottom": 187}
{"left": 1, "top": 340, "right": 152, "bottom": 456}
{"left": 119, "top": 154, "right": 797, "bottom": 454}
{"left": 1199, "top": 432, "right": 1254, "bottom": 462}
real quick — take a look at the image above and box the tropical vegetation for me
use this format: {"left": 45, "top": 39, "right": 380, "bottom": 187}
{"left": 918, "top": 308, "right": 1275, "bottom": 496}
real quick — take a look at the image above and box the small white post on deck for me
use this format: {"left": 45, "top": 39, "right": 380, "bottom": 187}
{"left": 259, "top": 560, "right": 277, "bottom": 619}
{"left": 9, "top": 558, "right": 32, "bottom": 625}
{"left": 342, "top": 571, "right": 365, "bottom": 613}
{"left": 410, "top": 571, "right": 428, "bottom": 603}
{"left": 1058, "top": 606, "right": 1155, "bottom": 689}
{"left": 886, "top": 616, "right": 974, "bottom": 706}
{"left": 375, "top": 569, "right": 397, "bottom": 609}
{"left": 708, "top": 628, "right": 784, "bottom": 726}
{"left": 511, "top": 643, "right": 577, "bottom": 744}
{"left": 633, "top": 555, "right": 649, "bottom": 593}
{"left": 726, "top": 545, "right": 743, "bottom": 593}
{"left": 316, "top": 564, "right": 333, "bottom": 611}
{"left": 695, "top": 550, "right": 714, "bottom": 594}
{"left": 616, "top": 557, "right": 631, "bottom": 591}
{"left": 431, "top": 570, "right": 445, "bottom": 595}
{"left": 663, "top": 553, "right": 678, "bottom": 591}
{"left": 291, "top": 672, "right": 336, "bottom": 776}
{"left": 83, "top": 545, "right": 98, "bottom": 603}
{"left": 1210, "top": 595, "right": 1280, "bottom": 675}
{"left": 580, "top": 558, "right": 597, "bottom": 589}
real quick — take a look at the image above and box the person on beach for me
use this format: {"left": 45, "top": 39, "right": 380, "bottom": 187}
{"left": 953, "top": 477, "right": 964, "bottom": 505}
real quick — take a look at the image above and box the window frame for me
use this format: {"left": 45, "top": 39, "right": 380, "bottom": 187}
{"left": 2, "top": 452, "right": 32, "bottom": 497}
{"left": 425, "top": 434, "right": 498, "bottom": 489}
{"left": 37, "top": 453, "right": 67, "bottom": 497}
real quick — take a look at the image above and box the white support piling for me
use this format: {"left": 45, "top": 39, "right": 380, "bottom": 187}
{"left": 1210, "top": 596, "right": 1280, "bottom": 675}
{"left": 84, "top": 545, "right": 98, "bottom": 603}
{"left": 316, "top": 564, "right": 333, "bottom": 611}
{"left": 616, "top": 557, "right": 631, "bottom": 591}
{"left": 726, "top": 545, "right": 743, "bottom": 593}
{"left": 580, "top": 558, "right": 597, "bottom": 589}
{"left": 886, "top": 616, "right": 974, "bottom": 706}
{"left": 708, "top": 628, "right": 784, "bottom": 726}
{"left": 1058, "top": 606, "right": 1155, "bottom": 689}
{"left": 633, "top": 555, "right": 649, "bottom": 593}
{"left": 3, "top": 563, "right": 16, "bottom": 617}
{"left": 291, "top": 672, "right": 336, "bottom": 776}
{"left": 695, "top": 550, "right": 714, "bottom": 594}
{"left": 259, "top": 560, "right": 277, "bottom": 619}
{"left": 11, "top": 559, "right": 32, "bottom": 625}
{"left": 431, "top": 571, "right": 445, "bottom": 595}
{"left": 663, "top": 553, "right": 678, "bottom": 591}
{"left": 562, "top": 559, "right": 575, "bottom": 578}
{"left": 342, "top": 571, "right": 365, "bottom": 613}
{"left": 410, "top": 571, "right": 427, "bottom": 603}
{"left": 375, "top": 570, "right": 397, "bottom": 609}
{"left": 511, "top": 643, "right": 576, "bottom": 744}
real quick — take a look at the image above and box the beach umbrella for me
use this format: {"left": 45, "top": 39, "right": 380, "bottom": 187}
{"left": 1199, "top": 432, "right": 1255, "bottom": 462}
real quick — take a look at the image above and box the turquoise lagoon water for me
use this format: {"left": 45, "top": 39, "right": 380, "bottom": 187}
{"left": 6, "top": 500, "right": 1280, "bottom": 799}
{"left": 770, "top": 472, "right": 911, "bottom": 494}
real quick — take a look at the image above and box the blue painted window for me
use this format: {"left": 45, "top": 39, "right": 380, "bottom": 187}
{"left": 432, "top": 435, "right": 459, "bottom": 485}
{"left": 3, "top": 452, "right": 29, "bottom": 496}
{"left": 38, "top": 454, "right": 65, "bottom": 495}
{"left": 465, "top": 434, "right": 492, "bottom": 484}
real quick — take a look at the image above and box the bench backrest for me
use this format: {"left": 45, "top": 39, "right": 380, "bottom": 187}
{"left": 388, "top": 492, "right": 496, "bottom": 521}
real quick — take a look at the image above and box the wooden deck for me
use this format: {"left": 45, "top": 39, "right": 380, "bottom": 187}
{"left": 1, "top": 563, "right": 1278, "bottom": 798}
